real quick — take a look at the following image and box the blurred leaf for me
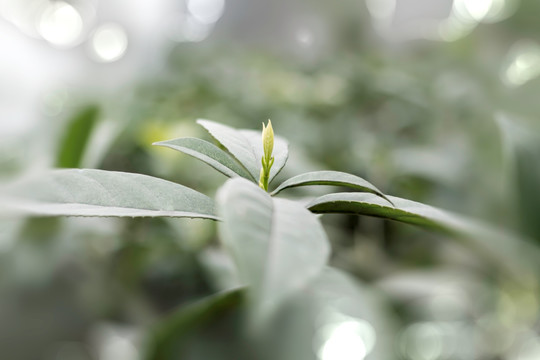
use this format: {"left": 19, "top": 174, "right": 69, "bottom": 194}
{"left": 56, "top": 105, "right": 99, "bottom": 168}
{"left": 144, "top": 288, "right": 245, "bottom": 360}
{"left": 271, "top": 170, "right": 391, "bottom": 203}
{"left": 153, "top": 137, "right": 253, "bottom": 179}
{"left": 196, "top": 120, "right": 289, "bottom": 183}
{"left": 514, "top": 144, "right": 540, "bottom": 241}
{"left": 497, "top": 114, "right": 540, "bottom": 241}
{"left": 217, "top": 178, "right": 330, "bottom": 319}
{"left": 3, "top": 169, "right": 218, "bottom": 219}
{"left": 258, "top": 267, "right": 397, "bottom": 360}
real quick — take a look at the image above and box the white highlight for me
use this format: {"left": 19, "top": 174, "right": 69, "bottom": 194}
{"left": 317, "top": 317, "right": 376, "bottom": 360}
{"left": 90, "top": 24, "right": 128, "bottom": 62}
{"left": 186, "top": 0, "right": 225, "bottom": 24}
{"left": 296, "top": 28, "right": 314, "bottom": 47}
{"left": 365, "top": 0, "right": 396, "bottom": 20}
{"left": 503, "top": 42, "right": 540, "bottom": 87}
{"left": 38, "top": 1, "right": 83, "bottom": 47}
{"left": 453, "top": 0, "right": 515, "bottom": 23}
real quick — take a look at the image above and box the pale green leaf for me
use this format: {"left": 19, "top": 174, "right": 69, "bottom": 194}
{"left": 197, "top": 119, "right": 259, "bottom": 180}
{"left": 153, "top": 137, "right": 253, "bottom": 179}
{"left": 4, "top": 169, "right": 218, "bottom": 219}
{"left": 217, "top": 178, "right": 329, "bottom": 317}
{"left": 271, "top": 170, "right": 391, "bottom": 204}
{"left": 308, "top": 193, "right": 459, "bottom": 232}
{"left": 239, "top": 129, "right": 289, "bottom": 183}
{"left": 308, "top": 192, "right": 540, "bottom": 280}
{"left": 196, "top": 119, "right": 289, "bottom": 183}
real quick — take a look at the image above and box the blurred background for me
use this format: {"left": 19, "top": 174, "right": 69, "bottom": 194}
{"left": 2, "top": 0, "right": 540, "bottom": 359}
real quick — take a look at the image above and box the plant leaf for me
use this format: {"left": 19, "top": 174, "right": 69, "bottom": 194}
{"left": 3, "top": 169, "right": 218, "bottom": 219}
{"left": 217, "top": 178, "right": 329, "bottom": 318}
{"left": 239, "top": 129, "right": 289, "bottom": 183}
{"left": 308, "top": 193, "right": 455, "bottom": 231}
{"left": 271, "top": 170, "right": 391, "bottom": 203}
{"left": 197, "top": 119, "right": 258, "bottom": 180}
{"left": 144, "top": 288, "right": 245, "bottom": 360}
{"left": 153, "top": 137, "right": 253, "bottom": 179}
{"left": 196, "top": 119, "right": 289, "bottom": 183}
{"left": 56, "top": 105, "right": 99, "bottom": 168}
{"left": 307, "top": 192, "right": 540, "bottom": 279}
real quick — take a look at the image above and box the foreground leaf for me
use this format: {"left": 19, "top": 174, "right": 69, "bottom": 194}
{"left": 3, "top": 169, "right": 218, "bottom": 219}
{"left": 241, "top": 267, "right": 397, "bottom": 360}
{"left": 153, "top": 137, "right": 253, "bottom": 179}
{"left": 144, "top": 289, "right": 245, "bottom": 360}
{"left": 217, "top": 178, "right": 329, "bottom": 318}
{"left": 197, "top": 119, "right": 289, "bottom": 183}
{"left": 271, "top": 170, "right": 391, "bottom": 204}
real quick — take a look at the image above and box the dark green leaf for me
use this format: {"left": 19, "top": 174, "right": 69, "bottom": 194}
{"left": 153, "top": 137, "right": 253, "bottom": 179}
{"left": 144, "top": 289, "right": 245, "bottom": 360}
{"left": 56, "top": 105, "right": 99, "bottom": 168}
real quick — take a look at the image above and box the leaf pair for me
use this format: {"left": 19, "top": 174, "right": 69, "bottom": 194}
{"left": 154, "top": 120, "right": 289, "bottom": 183}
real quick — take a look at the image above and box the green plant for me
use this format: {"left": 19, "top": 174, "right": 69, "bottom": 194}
{"left": 4, "top": 119, "right": 537, "bottom": 359}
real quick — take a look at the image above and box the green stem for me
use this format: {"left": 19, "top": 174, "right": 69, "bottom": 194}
{"left": 259, "top": 157, "right": 274, "bottom": 192}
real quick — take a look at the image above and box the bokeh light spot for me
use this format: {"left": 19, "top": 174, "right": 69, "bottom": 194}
{"left": 186, "top": 0, "right": 225, "bottom": 24}
{"left": 90, "top": 24, "right": 128, "bottom": 63}
{"left": 400, "top": 322, "right": 445, "bottom": 360}
{"left": 38, "top": 1, "right": 83, "bottom": 47}
{"left": 365, "top": 0, "right": 396, "bottom": 20}
{"left": 503, "top": 42, "right": 540, "bottom": 87}
{"left": 316, "top": 317, "right": 376, "bottom": 360}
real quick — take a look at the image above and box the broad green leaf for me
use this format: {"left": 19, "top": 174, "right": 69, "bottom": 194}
{"left": 308, "top": 193, "right": 458, "bottom": 232}
{"left": 197, "top": 119, "right": 258, "bottom": 180}
{"left": 271, "top": 170, "right": 391, "bottom": 204}
{"left": 153, "top": 137, "right": 253, "bottom": 179}
{"left": 217, "top": 178, "right": 329, "bottom": 318}
{"left": 308, "top": 192, "right": 540, "bottom": 279}
{"left": 197, "top": 119, "right": 289, "bottom": 183}
{"left": 239, "top": 129, "right": 289, "bottom": 183}
{"left": 56, "top": 105, "right": 99, "bottom": 168}
{"left": 4, "top": 169, "right": 218, "bottom": 219}
{"left": 144, "top": 288, "right": 245, "bottom": 360}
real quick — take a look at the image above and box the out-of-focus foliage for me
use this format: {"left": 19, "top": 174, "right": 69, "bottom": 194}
{"left": 3, "top": 0, "right": 540, "bottom": 359}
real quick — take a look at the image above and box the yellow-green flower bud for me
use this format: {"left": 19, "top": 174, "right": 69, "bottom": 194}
{"left": 262, "top": 120, "right": 274, "bottom": 163}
